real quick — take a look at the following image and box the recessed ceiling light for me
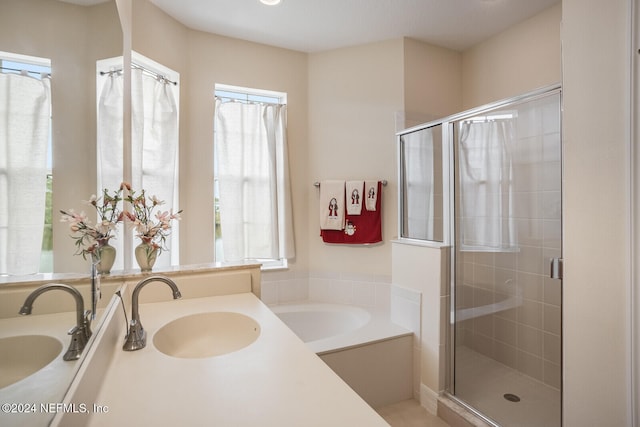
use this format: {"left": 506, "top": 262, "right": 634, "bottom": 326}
{"left": 260, "top": 0, "right": 282, "bottom": 5}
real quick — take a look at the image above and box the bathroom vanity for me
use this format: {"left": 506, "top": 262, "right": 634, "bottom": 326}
{"left": 1, "top": 263, "right": 389, "bottom": 426}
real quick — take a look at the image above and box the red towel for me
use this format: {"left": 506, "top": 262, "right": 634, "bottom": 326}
{"left": 320, "top": 181, "right": 382, "bottom": 244}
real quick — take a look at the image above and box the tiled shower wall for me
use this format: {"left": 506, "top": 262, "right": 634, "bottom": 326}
{"left": 456, "top": 97, "right": 562, "bottom": 390}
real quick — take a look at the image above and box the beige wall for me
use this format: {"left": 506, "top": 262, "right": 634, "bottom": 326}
{"left": 185, "top": 31, "right": 309, "bottom": 268}
{"left": 307, "top": 39, "right": 404, "bottom": 276}
{"left": 562, "top": 0, "right": 632, "bottom": 425}
{"left": 403, "top": 38, "right": 462, "bottom": 127}
{"left": 461, "top": 3, "right": 562, "bottom": 109}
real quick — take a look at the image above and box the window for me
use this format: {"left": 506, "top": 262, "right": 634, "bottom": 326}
{"left": 0, "top": 52, "right": 52, "bottom": 274}
{"left": 399, "top": 124, "right": 445, "bottom": 243}
{"left": 97, "top": 53, "right": 180, "bottom": 269}
{"left": 213, "top": 84, "right": 295, "bottom": 269}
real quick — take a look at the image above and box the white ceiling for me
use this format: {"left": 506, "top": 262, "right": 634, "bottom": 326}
{"left": 147, "top": 0, "right": 560, "bottom": 53}
{"left": 61, "top": 0, "right": 560, "bottom": 52}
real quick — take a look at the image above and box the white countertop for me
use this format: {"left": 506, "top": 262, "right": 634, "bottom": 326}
{"left": 85, "top": 293, "right": 389, "bottom": 426}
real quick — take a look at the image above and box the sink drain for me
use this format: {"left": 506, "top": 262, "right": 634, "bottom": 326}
{"left": 503, "top": 393, "right": 521, "bottom": 402}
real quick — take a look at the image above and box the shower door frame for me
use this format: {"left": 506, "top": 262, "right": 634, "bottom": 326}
{"left": 443, "top": 85, "right": 563, "bottom": 426}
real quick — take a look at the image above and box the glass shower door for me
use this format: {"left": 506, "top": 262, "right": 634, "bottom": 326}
{"left": 451, "top": 90, "right": 562, "bottom": 427}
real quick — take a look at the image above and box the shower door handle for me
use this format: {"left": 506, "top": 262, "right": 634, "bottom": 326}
{"left": 550, "top": 258, "right": 563, "bottom": 280}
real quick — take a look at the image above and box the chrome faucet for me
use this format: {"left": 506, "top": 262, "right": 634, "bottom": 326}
{"left": 19, "top": 283, "right": 92, "bottom": 361}
{"left": 123, "top": 275, "right": 182, "bottom": 351}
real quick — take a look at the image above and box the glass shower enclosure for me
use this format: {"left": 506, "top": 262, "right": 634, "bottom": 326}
{"left": 398, "top": 86, "right": 562, "bottom": 427}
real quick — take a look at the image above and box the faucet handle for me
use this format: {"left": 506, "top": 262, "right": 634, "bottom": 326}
{"left": 83, "top": 310, "right": 93, "bottom": 338}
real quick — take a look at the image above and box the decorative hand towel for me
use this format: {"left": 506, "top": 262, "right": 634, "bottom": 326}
{"left": 346, "top": 181, "right": 363, "bottom": 215}
{"left": 365, "top": 180, "right": 378, "bottom": 211}
{"left": 321, "top": 181, "right": 382, "bottom": 244}
{"left": 319, "top": 180, "right": 345, "bottom": 230}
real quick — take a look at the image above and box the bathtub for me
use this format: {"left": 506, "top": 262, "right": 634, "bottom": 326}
{"left": 270, "top": 302, "right": 414, "bottom": 407}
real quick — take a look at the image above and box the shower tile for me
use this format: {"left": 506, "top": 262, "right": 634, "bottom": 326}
{"left": 473, "top": 288, "right": 493, "bottom": 307}
{"left": 542, "top": 101, "right": 561, "bottom": 134}
{"left": 513, "top": 191, "right": 541, "bottom": 219}
{"left": 494, "top": 303, "right": 518, "bottom": 322}
{"left": 543, "top": 277, "right": 562, "bottom": 306}
{"left": 517, "top": 299, "right": 543, "bottom": 329}
{"left": 542, "top": 219, "right": 562, "bottom": 249}
{"left": 517, "top": 218, "right": 543, "bottom": 246}
{"left": 543, "top": 304, "right": 561, "bottom": 335}
{"left": 494, "top": 317, "right": 517, "bottom": 346}
{"left": 494, "top": 341, "right": 518, "bottom": 369}
{"left": 513, "top": 163, "right": 540, "bottom": 192}
{"left": 541, "top": 190, "right": 561, "bottom": 220}
{"left": 543, "top": 361, "right": 562, "bottom": 390}
{"left": 494, "top": 269, "right": 517, "bottom": 295}
{"left": 540, "top": 159, "right": 561, "bottom": 191}
{"left": 517, "top": 350, "right": 544, "bottom": 382}
{"left": 517, "top": 324, "right": 542, "bottom": 356}
{"left": 516, "top": 107, "right": 543, "bottom": 139}
{"left": 473, "top": 314, "right": 493, "bottom": 338}
{"left": 494, "top": 252, "right": 517, "bottom": 270}
{"left": 473, "top": 251, "right": 494, "bottom": 267}
{"left": 517, "top": 272, "right": 543, "bottom": 301}
{"left": 473, "top": 264, "right": 495, "bottom": 291}
{"left": 471, "top": 333, "right": 494, "bottom": 359}
{"left": 543, "top": 332, "right": 561, "bottom": 365}
{"left": 516, "top": 245, "right": 544, "bottom": 275}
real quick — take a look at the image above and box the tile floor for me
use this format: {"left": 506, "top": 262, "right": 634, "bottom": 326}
{"left": 376, "top": 399, "right": 450, "bottom": 427}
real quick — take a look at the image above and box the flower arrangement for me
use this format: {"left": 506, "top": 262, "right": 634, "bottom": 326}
{"left": 124, "top": 186, "right": 182, "bottom": 254}
{"left": 60, "top": 184, "right": 125, "bottom": 260}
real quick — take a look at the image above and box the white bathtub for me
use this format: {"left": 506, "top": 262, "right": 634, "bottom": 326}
{"left": 270, "top": 302, "right": 414, "bottom": 407}
{"left": 271, "top": 303, "right": 370, "bottom": 343}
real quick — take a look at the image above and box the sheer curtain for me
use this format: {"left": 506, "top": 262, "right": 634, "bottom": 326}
{"left": 215, "top": 100, "right": 295, "bottom": 262}
{"left": 0, "top": 73, "right": 51, "bottom": 275}
{"left": 131, "top": 68, "right": 179, "bottom": 267}
{"left": 98, "top": 67, "right": 179, "bottom": 269}
{"left": 97, "top": 71, "right": 125, "bottom": 269}
{"left": 458, "top": 118, "right": 517, "bottom": 251}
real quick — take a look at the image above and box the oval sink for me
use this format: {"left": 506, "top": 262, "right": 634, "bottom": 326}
{"left": 153, "top": 312, "right": 261, "bottom": 359}
{"left": 0, "top": 335, "right": 63, "bottom": 389}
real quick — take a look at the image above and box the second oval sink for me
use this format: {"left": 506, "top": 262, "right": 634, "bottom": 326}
{"left": 153, "top": 312, "right": 261, "bottom": 359}
{"left": 0, "top": 335, "right": 63, "bottom": 388}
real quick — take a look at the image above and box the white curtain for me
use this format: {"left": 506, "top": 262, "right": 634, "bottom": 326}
{"left": 97, "top": 71, "right": 125, "bottom": 269}
{"left": 98, "top": 67, "right": 179, "bottom": 268}
{"left": 0, "top": 73, "right": 51, "bottom": 275}
{"left": 131, "top": 68, "right": 179, "bottom": 267}
{"left": 215, "top": 99, "right": 295, "bottom": 261}
{"left": 458, "top": 119, "right": 517, "bottom": 251}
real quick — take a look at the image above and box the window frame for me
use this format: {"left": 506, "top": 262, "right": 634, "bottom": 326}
{"left": 0, "top": 51, "right": 53, "bottom": 272}
{"left": 213, "top": 83, "right": 288, "bottom": 270}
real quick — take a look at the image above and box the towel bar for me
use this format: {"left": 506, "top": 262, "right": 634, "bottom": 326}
{"left": 314, "top": 180, "right": 387, "bottom": 187}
